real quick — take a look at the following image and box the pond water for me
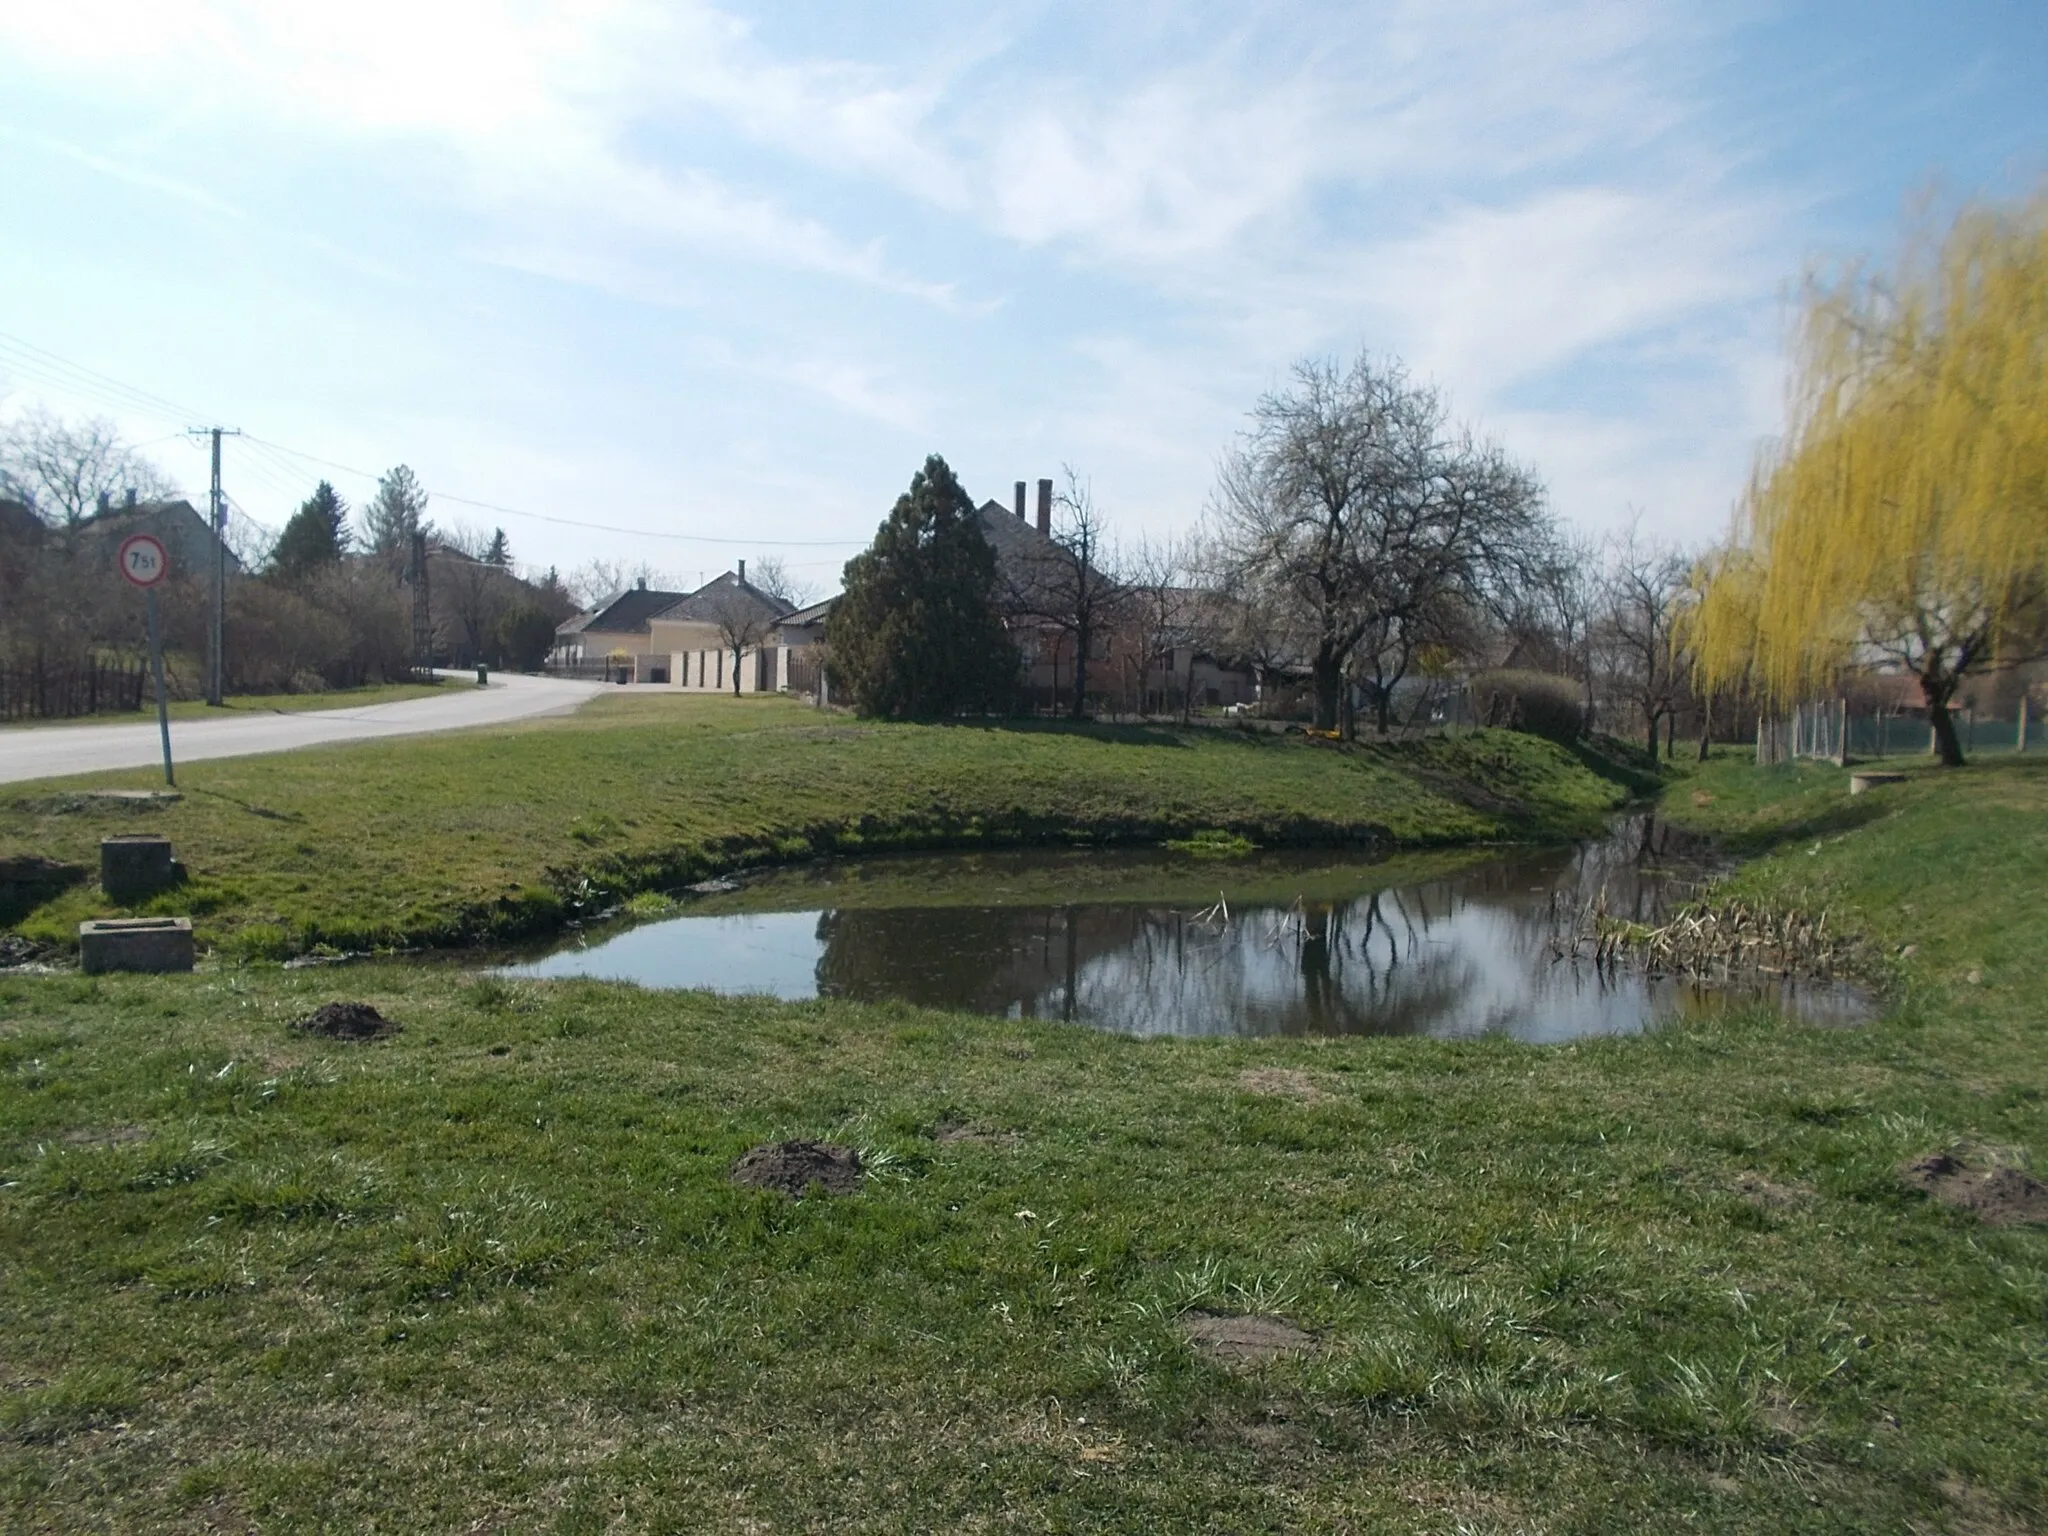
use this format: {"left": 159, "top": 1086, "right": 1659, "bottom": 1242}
{"left": 503, "top": 817, "right": 1874, "bottom": 1041}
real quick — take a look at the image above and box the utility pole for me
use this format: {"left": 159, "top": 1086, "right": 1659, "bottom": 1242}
{"left": 187, "top": 426, "right": 242, "bottom": 705}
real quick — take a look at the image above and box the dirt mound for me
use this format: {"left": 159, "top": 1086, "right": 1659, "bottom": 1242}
{"left": 1181, "top": 1312, "right": 1316, "bottom": 1366}
{"left": 294, "top": 1001, "right": 401, "bottom": 1041}
{"left": 730, "top": 1139, "right": 863, "bottom": 1198}
{"left": 1903, "top": 1151, "right": 2048, "bottom": 1225}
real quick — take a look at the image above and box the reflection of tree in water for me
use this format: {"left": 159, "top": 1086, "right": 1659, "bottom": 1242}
{"left": 805, "top": 816, "right": 1721, "bottom": 1039}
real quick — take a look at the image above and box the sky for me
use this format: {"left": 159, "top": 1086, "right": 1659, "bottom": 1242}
{"left": 0, "top": 1, "right": 2041, "bottom": 593}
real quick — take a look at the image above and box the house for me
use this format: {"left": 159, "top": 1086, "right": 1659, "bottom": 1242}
{"left": 972, "top": 479, "right": 1258, "bottom": 713}
{"left": 646, "top": 564, "right": 794, "bottom": 692}
{"left": 551, "top": 580, "right": 687, "bottom": 678}
{"left": 776, "top": 596, "right": 835, "bottom": 701}
{"left": 74, "top": 496, "right": 243, "bottom": 578}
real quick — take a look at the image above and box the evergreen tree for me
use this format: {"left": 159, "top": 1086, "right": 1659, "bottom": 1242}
{"left": 485, "top": 527, "right": 512, "bottom": 566}
{"left": 269, "top": 481, "right": 351, "bottom": 579}
{"left": 361, "top": 464, "right": 432, "bottom": 559}
{"left": 828, "top": 455, "right": 1019, "bottom": 718}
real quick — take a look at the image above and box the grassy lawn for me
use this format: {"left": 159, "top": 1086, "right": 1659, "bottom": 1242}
{"left": 1, "top": 751, "right": 2043, "bottom": 1531}
{"left": 1, "top": 694, "right": 1648, "bottom": 957}
{"left": 1, "top": 680, "right": 450, "bottom": 729}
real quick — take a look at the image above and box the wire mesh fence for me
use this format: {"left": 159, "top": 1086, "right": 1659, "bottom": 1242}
{"left": 1758, "top": 697, "right": 2038, "bottom": 764}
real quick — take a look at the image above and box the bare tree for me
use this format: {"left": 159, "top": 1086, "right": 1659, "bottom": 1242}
{"left": 1594, "top": 519, "right": 1693, "bottom": 756}
{"left": 747, "top": 554, "right": 819, "bottom": 610}
{"left": 1006, "top": 467, "right": 1132, "bottom": 718}
{"left": 701, "top": 574, "right": 791, "bottom": 697}
{"left": 1211, "top": 353, "right": 1552, "bottom": 730}
{"left": 0, "top": 408, "right": 180, "bottom": 525}
{"left": 1123, "top": 532, "right": 1212, "bottom": 718}
{"left": 566, "top": 557, "right": 677, "bottom": 610}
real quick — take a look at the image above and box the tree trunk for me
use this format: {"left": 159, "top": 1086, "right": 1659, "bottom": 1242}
{"left": 1919, "top": 667, "right": 1966, "bottom": 767}
{"left": 1927, "top": 699, "right": 1965, "bottom": 767}
{"left": 1311, "top": 651, "right": 1342, "bottom": 730}
{"left": 1070, "top": 624, "right": 1089, "bottom": 719}
{"left": 1697, "top": 698, "right": 1712, "bottom": 762}
{"left": 1373, "top": 686, "right": 1394, "bottom": 736}
{"left": 1645, "top": 711, "right": 1660, "bottom": 758}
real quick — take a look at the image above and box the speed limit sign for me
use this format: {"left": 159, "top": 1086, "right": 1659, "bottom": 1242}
{"left": 117, "top": 532, "right": 170, "bottom": 588}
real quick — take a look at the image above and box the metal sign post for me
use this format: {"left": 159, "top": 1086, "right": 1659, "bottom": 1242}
{"left": 117, "top": 534, "right": 175, "bottom": 787}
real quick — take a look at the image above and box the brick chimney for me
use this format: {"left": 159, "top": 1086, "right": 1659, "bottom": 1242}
{"left": 1035, "top": 478, "right": 1052, "bottom": 536}
{"left": 738, "top": 558, "right": 746, "bottom": 584}
{"left": 1013, "top": 480, "right": 1026, "bottom": 520}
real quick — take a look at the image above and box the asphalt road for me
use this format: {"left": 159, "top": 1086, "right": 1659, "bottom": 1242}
{"left": 0, "top": 673, "right": 607, "bottom": 785}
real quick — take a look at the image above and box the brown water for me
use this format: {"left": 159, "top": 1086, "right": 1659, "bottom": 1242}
{"left": 504, "top": 817, "right": 1875, "bottom": 1040}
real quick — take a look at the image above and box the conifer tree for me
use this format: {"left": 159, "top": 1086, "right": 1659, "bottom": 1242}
{"left": 361, "top": 464, "right": 432, "bottom": 560}
{"left": 269, "top": 481, "right": 351, "bottom": 579}
{"left": 828, "top": 455, "right": 1019, "bottom": 718}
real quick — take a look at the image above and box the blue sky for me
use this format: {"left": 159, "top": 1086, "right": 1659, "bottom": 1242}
{"left": 0, "top": 1, "right": 2041, "bottom": 590}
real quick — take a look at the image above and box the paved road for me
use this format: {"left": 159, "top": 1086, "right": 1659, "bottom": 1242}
{"left": 0, "top": 673, "right": 607, "bottom": 785}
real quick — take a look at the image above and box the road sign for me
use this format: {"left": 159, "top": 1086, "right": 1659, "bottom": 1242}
{"left": 118, "top": 533, "right": 170, "bottom": 589}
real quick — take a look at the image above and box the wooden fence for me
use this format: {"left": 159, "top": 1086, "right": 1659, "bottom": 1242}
{"left": 0, "top": 655, "right": 150, "bottom": 721}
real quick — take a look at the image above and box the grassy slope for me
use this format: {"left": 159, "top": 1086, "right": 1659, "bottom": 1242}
{"left": 2, "top": 753, "right": 2044, "bottom": 1532}
{"left": 2, "top": 694, "right": 1638, "bottom": 956}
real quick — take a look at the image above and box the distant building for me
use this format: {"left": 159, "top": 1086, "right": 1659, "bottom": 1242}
{"left": 646, "top": 565, "right": 794, "bottom": 692}
{"left": 550, "top": 580, "right": 688, "bottom": 675}
{"left": 73, "top": 496, "right": 243, "bottom": 578}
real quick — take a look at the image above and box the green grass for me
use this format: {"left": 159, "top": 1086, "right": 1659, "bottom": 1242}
{"left": 2, "top": 694, "right": 1643, "bottom": 957}
{"left": 2, "top": 680, "right": 449, "bottom": 728}
{"left": 1, "top": 752, "right": 2044, "bottom": 1530}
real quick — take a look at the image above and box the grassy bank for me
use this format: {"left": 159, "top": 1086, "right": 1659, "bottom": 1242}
{"left": 2, "top": 694, "right": 1648, "bottom": 956}
{"left": 2, "top": 753, "right": 2043, "bottom": 1531}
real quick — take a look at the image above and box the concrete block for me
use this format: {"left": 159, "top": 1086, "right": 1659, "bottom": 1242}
{"left": 78, "top": 917, "right": 195, "bottom": 974}
{"left": 100, "top": 835, "right": 184, "bottom": 901}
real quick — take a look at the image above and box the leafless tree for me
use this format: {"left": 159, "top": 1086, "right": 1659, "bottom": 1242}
{"left": 701, "top": 576, "right": 789, "bottom": 697}
{"left": 1122, "top": 532, "right": 1213, "bottom": 718}
{"left": 0, "top": 408, "right": 180, "bottom": 525}
{"left": 1006, "top": 467, "right": 1133, "bottom": 718}
{"left": 566, "top": 557, "right": 678, "bottom": 610}
{"left": 747, "top": 554, "right": 819, "bottom": 610}
{"left": 1594, "top": 519, "right": 1694, "bottom": 756}
{"left": 1210, "top": 353, "right": 1553, "bottom": 730}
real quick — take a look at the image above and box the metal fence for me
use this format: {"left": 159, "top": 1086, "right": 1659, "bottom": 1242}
{"left": 1759, "top": 698, "right": 2038, "bottom": 764}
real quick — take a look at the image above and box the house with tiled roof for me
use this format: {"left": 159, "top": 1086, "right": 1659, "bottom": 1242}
{"left": 550, "top": 580, "right": 688, "bottom": 677}
{"left": 647, "top": 564, "right": 795, "bottom": 693}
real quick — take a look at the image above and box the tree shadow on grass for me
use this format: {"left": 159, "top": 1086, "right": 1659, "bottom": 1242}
{"left": 945, "top": 718, "right": 1205, "bottom": 749}
{"left": 187, "top": 787, "right": 302, "bottom": 823}
{"left": 1711, "top": 793, "right": 1893, "bottom": 857}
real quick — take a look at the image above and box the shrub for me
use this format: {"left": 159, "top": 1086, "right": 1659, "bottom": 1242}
{"left": 1470, "top": 670, "right": 1585, "bottom": 743}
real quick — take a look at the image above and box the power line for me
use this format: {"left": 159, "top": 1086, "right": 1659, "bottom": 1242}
{"left": 2, "top": 329, "right": 869, "bottom": 550}
{"left": 244, "top": 435, "right": 866, "bottom": 548}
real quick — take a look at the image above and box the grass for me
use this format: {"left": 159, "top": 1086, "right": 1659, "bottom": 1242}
{"left": 1, "top": 750, "right": 2044, "bottom": 1530}
{"left": 1, "top": 680, "right": 449, "bottom": 729}
{"left": 1, "top": 693, "right": 1645, "bottom": 957}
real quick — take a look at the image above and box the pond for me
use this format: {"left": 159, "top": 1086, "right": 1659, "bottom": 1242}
{"left": 503, "top": 817, "right": 1874, "bottom": 1041}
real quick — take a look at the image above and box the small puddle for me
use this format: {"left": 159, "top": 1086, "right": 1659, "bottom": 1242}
{"left": 502, "top": 816, "right": 1874, "bottom": 1040}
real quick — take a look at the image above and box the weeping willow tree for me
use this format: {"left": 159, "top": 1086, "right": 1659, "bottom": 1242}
{"left": 1691, "top": 190, "right": 2048, "bottom": 766}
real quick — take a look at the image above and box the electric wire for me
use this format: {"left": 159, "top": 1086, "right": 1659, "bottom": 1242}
{"left": 3, "top": 330, "right": 870, "bottom": 551}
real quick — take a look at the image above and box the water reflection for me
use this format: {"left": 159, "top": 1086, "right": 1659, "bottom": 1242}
{"left": 507, "top": 818, "right": 1873, "bottom": 1040}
